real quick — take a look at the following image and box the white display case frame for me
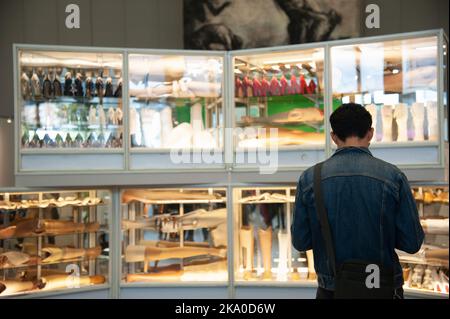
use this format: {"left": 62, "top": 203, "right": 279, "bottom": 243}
{"left": 0, "top": 186, "right": 114, "bottom": 299}
{"left": 13, "top": 44, "right": 128, "bottom": 175}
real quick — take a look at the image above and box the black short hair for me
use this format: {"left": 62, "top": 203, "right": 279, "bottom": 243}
{"left": 330, "top": 103, "right": 372, "bottom": 141}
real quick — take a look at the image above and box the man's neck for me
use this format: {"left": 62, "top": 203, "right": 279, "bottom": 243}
{"left": 337, "top": 137, "right": 369, "bottom": 149}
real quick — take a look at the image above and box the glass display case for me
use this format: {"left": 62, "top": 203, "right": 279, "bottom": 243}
{"left": 233, "top": 186, "right": 316, "bottom": 284}
{"left": 120, "top": 187, "right": 228, "bottom": 283}
{"left": 231, "top": 48, "right": 327, "bottom": 169}
{"left": 15, "top": 46, "right": 125, "bottom": 172}
{"left": 399, "top": 184, "right": 449, "bottom": 297}
{"left": 18, "top": 50, "right": 123, "bottom": 149}
{"left": 0, "top": 189, "right": 110, "bottom": 297}
{"left": 330, "top": 34, "right": 447, "bottom": 167}
{"left": 128, "top": 52, "right": 225, "bottom": 170}
{"left": 15, "top": 31, "right": 446, "bottom": 182}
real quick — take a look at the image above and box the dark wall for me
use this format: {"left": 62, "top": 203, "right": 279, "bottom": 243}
{"left": 360, "top": 0, "right": 448, "bottom": 37}
{"left": 0, "top": 119, "right": 14, "bottom": 186}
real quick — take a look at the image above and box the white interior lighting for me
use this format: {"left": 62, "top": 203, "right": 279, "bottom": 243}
{"left": 392, "top": 69, "right": 400, "bottom": 74}
{"left": 415, "top": 46, "right": 437, "bottom": 51}
{"left": 263, "top": 57, "right": 311, "bottom": 64}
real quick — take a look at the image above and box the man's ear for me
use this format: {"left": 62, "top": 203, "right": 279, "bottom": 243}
{"left": 331, "top": 132, "right": 339, "bottom": 145}
{"left": 366, "top": 127, "right": 374, "bottom": 142}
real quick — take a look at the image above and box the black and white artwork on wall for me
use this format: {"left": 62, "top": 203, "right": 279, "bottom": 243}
{"left": 184, "top": 0, "right": 361, "bottom": 50}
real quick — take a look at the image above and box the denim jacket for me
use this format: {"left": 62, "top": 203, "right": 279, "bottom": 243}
{"left": 291, "top": 147, "right": 424, "bottom": 290}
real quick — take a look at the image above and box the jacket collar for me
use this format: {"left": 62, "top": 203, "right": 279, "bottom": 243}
{"left": 332, "top": 146, "right": 372, "bottom": 157}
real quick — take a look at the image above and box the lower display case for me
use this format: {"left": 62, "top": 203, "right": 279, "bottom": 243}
{"left": 120, "top": 187, "right": 229, "bottom": 285}
{"left": 399, "top": 183, "right": 449, "bottom": 298}
{"left": 0, "top": 188, "right": 111, "bottom": 298}
{"left": 1, "top": 183, "right": 447, "bottom": 299}
{"left": 233, "top": 186, "right": 317, "bottom": 285}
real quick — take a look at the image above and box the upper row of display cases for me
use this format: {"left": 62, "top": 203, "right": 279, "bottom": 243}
{"left": 14, "top": 30, "right": 448, "bottom": 177}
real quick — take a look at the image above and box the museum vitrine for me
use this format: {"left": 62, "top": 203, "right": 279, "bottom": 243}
{"left": 231, "top": 47, "right": 327, "bottom": 168}
{"left": 18, "top": 49, "right": 124, "bottom": 150}
{"left": 330, "top": 34, "right": 447, "bottom": 166}
{"left": 120, "top": 187, "right": 228, "bottom": 283}
{"left": 127, "top": 52, "right": 225, "bottom": 170}
{"left": 15, "top": 45, "right": 126, "bottom": 172}
{"left": 0, "top": 189, "right": 110, "bottom": 297}
{"left": 399, "top": 184, "right": 449, "bottom": 297}
{"left": 233, "top": 186, "right": 316, "bottom": 283}
{"left": 15, "top": 31, "right": 447, "bottom": 179}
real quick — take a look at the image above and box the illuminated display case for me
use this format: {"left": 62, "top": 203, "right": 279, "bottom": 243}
{"left": 15, "top": 46, "right": 125, "bottom": 172}
{"left": 232, "top": 186, "right": 316, "bottom": 285}
{"left": 400, "top": 183, "right": 449, "bottom": 297}
{"left": 0, "top": 188, "right": 111, "bottom": 298}
{"left": 120, "top": 187, "right": 228, "bottom": 285}
{"left": 230, "top": 47, "right": 327, "bottom": 169}
{"left": 10, "top": 31, "right": 448, "bottom": 299}
{"left": 14, "top": 30, "right": 447, "bottom": 185}
{"left": 330, "top": 35, "right": 448, "bottom": 167}
{"left": 127, "top": 51, "right": 225, "bottom": 170}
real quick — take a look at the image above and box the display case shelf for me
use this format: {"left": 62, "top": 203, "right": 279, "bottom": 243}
{"left": 400, "top": 258, "right": 449, "bottom": 268}
{"left": 404, "top": 287, "right": 449, "bottom": 299}
{"left": 0, "top": 255, "right": 109, "bottom": 271}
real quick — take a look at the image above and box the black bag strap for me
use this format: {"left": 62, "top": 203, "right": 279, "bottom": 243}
{"left": 313, "top": 162, "right": 337, "bottom": 276}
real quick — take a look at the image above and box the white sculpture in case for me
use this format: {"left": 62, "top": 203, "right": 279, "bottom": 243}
{"left": 411, "top": 102, "right": 425, "bottom": 141}
{"left": 394, "top": 103, "right": 408, "bottom": 142}
{"left": 381, "top": 105, "right": 393, "bottom": 142}
{"left": 277, "top": 231, "right": 289, "bottom": 281}
{"left": 365, "top": 104, "right": 379, "bottom": 142}
{"left": 426, "top": 101, "right": 438, "bottom": 141}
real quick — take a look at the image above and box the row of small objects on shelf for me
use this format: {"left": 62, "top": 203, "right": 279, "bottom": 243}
{"left": 412, "top": 188, "right": 449, "bottom": 204}
{"left": 235, "top": 74, "right": 317, "bottom": 98}
{"left": 22, "top": 104, "right": 123, "bottom": 129}
{"left": 21, "top": 71, "right": 122, "bottom": 101}
{"left": 0, "top": 196, "right": 102, "bottom": 210}
{"left": 21, "top": 131, "right": 123, "bottom": 149}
